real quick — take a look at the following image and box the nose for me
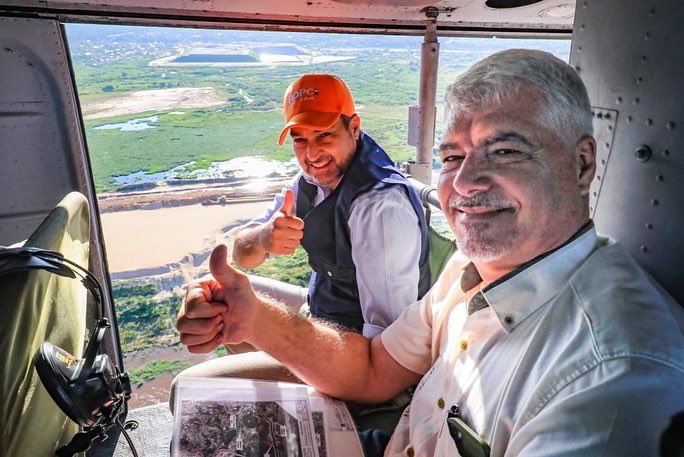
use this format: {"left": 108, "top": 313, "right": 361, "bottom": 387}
{"left": 451, "top": 154, "right": 491, "bottom": 197}
{"left": 305, "top": 142, "right": 324, "bottom": 162}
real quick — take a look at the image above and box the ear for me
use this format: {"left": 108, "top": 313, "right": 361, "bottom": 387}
{"left": 575, "top": 135, "right": 596, "bottom": 196}
{"left": 349, "top": 114, "right": 361, "bottom": 141}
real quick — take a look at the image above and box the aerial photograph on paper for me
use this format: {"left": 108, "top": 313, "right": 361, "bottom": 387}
{"left": 177, "top": 399, "right": 314, "bottom": 457}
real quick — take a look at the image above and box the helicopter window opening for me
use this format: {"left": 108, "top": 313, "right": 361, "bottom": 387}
{"left": 63, "top": 23, "right": 569, "bottom": 409}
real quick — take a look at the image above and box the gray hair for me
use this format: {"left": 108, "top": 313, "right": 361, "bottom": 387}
{"left": 445, "top": 49, "right": 593, "bottom": 148}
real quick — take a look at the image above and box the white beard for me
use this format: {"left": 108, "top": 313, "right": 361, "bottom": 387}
{"left": 455, "top": 222, "right": 518, "bottom": 262}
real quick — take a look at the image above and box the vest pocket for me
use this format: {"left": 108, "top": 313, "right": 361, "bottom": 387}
{"left": 308, "top": 258, "right": 356, "bottom": 281}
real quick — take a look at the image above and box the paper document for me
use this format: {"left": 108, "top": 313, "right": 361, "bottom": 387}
{"left": 172, "top": 377, "right": 364, "bottom": 457}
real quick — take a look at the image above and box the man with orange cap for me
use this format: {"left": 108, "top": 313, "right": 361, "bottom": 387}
{"left": 228, "top": 73, "right": 431, "bottom": 337}
{"left": 172, "top": 75, "right": 431, "bottom": 436}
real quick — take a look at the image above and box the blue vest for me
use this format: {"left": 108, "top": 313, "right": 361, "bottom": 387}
{"left": 296, "top": 133, "right": 431, "bottom": 331}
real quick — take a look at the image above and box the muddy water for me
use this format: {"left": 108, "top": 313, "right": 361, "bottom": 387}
{"left": 123, "top": 345, "right": 219, "bottom": 409}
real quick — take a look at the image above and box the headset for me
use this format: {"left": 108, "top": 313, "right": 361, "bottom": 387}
{"left": 0, "top": 246, "right": 136, "bottom": 457}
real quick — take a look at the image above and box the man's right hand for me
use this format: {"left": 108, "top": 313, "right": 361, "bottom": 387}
{"left": 258, "top": 188, "right": 305, "bottom": 256}
{"left": 177, "top": 244, "right": 260, "bottom": 353}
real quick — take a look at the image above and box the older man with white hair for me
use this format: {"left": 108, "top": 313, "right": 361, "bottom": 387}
{"left": 178, "top": 49, "right": 684, "bottom": 457}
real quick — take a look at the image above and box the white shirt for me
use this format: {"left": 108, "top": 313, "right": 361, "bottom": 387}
{"left": 249, "top": 172, "right": 422, "bottom": 338}
{"left": 382, "top": 227, "right": 684, "bottom": 456}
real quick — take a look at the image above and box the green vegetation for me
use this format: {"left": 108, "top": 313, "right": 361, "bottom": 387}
{"left": 113, "top": 280, "right": 182, "bottom": 352}
{"left": 86, "top": 109, "right": 283, "bottom": 190}
{"left": 246, "top": 246, "right": 311, "bottom": 288}
{"left": 112, "top": 282, "right": 157, "bottom": 298}
{"left": 74, "top": 51, "right": 446, "bottom": 191}
{"left": 128, "top": 359, "right": 193, "bottom": 386}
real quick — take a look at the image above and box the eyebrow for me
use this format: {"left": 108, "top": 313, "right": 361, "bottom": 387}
{"left": 290, "top": 127, "right": 329, "bottom": 137}
{"left": 438, "top": 131, "right": 534, "bottom": 154}
{"left": 481, "top": 131, "right": 533, "bottom": 148}
{"left": 438, "top": 142, "right": 460, "bottom": 153}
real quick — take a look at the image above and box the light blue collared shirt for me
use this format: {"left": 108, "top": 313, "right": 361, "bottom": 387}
{"left": 249, "top": 172, "right": 422, "bottom": 337}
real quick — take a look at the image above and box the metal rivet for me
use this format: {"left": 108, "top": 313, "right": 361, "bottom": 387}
{"left": 646, "top": 118, "right": 653, "bottom": 126}
{"left": 641, "top": 56, "right": 647, "bottom": 63}
{"left": 460, "top": 340, "right": 468, "bottom": 351}
{"left": 601, "top": 159, "right": 606, "bottom": 165}
{"left": 636, "top": 76, "right": 643, "bottom": 84}
{"left": 645, "top": 223, "right": 653, "bottom": 229}
{"left": 627, "top": 115, "right": 633, "bottom": 123}
{"left": 604, "top": 113, "right": 611, "bottom": 119}
{"left": 666, "top": 121, "right": 676, "bottom": 130}
{"left": 605, "top": 142, "right": 610, "bottom": 148}
{"left": 327, "top": 271, "right": 333, "bottom": 277}
{"left": 596, "top": 112, "right": 604, "bottom": 119}
{"left": 596, "top": 175, "right": 601, "bottom": 181}
{"left": 633, "top": 97, "right": 640, "bottom": 104}
{"left": 635, "top": 145, "right": 652, "bottom": 162}
{"left": 437, "top": 398, "right": 446, "bottom": 409}
{"left": 644, "top": 32, "right": 651, "bottom": 40}
{"left": 592, "top": 191, "right": 597, "bottom": 197}
{"left": 616, "top": 96, "right": 622, "bottom": 104}
{"left": 656, "top": 175, "right": 664, "bottom": 182}
{"left": 663, "top": 149, "right": 670, "bottom": 157}
{"left": 651, "top": 199, "right": 659, "bottom": 206}
{"left": 640, "top": 245, "right": 648, "bottom": 253}
{"left": 504, "top": 315, "right": 514, "bottom": 325}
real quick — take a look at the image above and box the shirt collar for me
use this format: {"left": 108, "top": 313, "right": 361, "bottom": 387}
{"left": 477, "top": 222, "right": 598, "bottom": 332}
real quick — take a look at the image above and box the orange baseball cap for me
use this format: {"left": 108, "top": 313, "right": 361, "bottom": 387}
{"left": 278, "top": 74, "right": 356, "bottom": 145}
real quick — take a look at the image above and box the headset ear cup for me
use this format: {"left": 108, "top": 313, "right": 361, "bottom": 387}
{"left": 35, "top": 336, "right": 130, "bottom": 428}
{"left": 35, "top": 342, "right": 96, "bottom": 427}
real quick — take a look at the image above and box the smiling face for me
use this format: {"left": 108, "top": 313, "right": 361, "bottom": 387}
{"left": 290, "top": 115, "right": 360, "bottom": 190}
{"left": 438, "top": 87, "right": 596, "bottom": 280}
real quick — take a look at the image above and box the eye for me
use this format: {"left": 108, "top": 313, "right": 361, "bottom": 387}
{"left": 441, "top": 154, "right": 464, "bottom": 164}
{"left": 292, "top": 137, "right": 306, "bottom": 144}
{"left": 487, "top": 148, "right": 527, "bottom": 161}
{"left": 492, "top": 149, "right": 519, "bottom": 156}
{"left": 440, "top": 154, "right": 464, "bottom": 170}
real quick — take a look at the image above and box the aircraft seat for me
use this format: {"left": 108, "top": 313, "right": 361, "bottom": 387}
{"left": 0, "top": 192, "right": 90, "bottom": 457}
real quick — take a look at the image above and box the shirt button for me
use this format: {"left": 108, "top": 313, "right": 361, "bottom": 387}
{"left": 437, "top": 398, "right": 445, "bottom": 409}
{"left": 406, "top": 447, "right": 415, "bottom": 457}
{"left": 504, "top": 315, "right": 514, "bottom": 325}
{"left": 327, "top": 271, "right": 333, "bottom": 277}
{"left": 460, "top": 340, "right": 468, "bottom": 351}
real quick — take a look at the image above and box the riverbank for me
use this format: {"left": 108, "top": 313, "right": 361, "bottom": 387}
{"left": 100, "top": 199, "right": 271, "bottom": 274}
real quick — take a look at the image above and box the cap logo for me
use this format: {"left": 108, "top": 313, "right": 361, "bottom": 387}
{"left": 287, "top": 87, "right": 319, "bottom": 110}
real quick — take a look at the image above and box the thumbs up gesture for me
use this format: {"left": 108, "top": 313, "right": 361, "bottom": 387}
{"left": 177, "top": 244, "right": 259, "bottom": 352}
{"left": 259, "top": 188, "right": 305, "bottom": 256}
{"left": 209, "top": 244, "right": 259, "bottom": 345}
